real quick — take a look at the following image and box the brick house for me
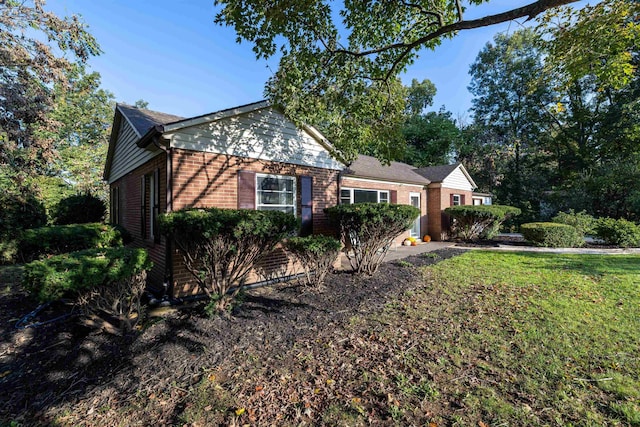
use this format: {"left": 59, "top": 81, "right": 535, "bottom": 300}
{"left": 413, "top": 163, "right": 490, "bottom": 240}
{"left": 104, "top": 101, "right": 483, "bottom": 296}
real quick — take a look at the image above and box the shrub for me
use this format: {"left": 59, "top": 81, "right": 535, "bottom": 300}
{"left": 54, "top": 193, "right": 106, "bottom": 225}
{"left": 325, "top": 203, "right": 419, "bottom": 275}
{"left": 594, "top": 218, "right": 640, "bottom": 248}
{"left": 0, "top": 192, "right": 47, "bottom": 241}
{"left": 18, "top": 223, "right": 124, "bottom": 263}
{"left": 444, "top": 205, "right": 521, "bottom": 241}
{"left": 23, "top": 247, "right": 151, "bottom": 333}
{"left": 284, "top": 235, "right": 341, "bottom": 287}
{"left": 23, "top": 247, "right": 151, "bottom": 302}
{"left": 521, "top": 222, "right": 584, "bottom": 248}
{"left": 159, "top": 208, "right": 297, "bottom": 313}
{"left": 552, "top": 209, "right": 597, "bottom": 236}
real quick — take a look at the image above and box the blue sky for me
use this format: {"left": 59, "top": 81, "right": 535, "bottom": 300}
{"left": 52, "top": 0, "right": 588, "bottom": 120}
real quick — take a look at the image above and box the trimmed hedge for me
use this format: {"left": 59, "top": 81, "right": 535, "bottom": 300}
{"left": 284, "top": 235, "right": 342, "bottom": 287}
{"left": 23, "top": 247, "right": 152, "bottom": 303}
{"left": 521, "top": 222, "right": 584, "bottom": 248}
{"left": 444, "top": 204, "right": 521, "bottom": 240}
{"left": 552, "top": 209, "right": 596, "bottom": 236}
{"left": 159, "top": 208, "right": 298, "bottom": 313}
{"left": 595, "top": 218, "right": 640, "bottom": 248}
{"left": 325, "top": 203, "right": 419, "bottom": 275}
{"left": 18, "top": 223, "right": 124, "bottom": 263}
{"left": 54, "top": 193, "right": 106, "bottom": 225}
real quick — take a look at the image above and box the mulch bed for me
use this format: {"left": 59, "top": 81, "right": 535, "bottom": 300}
{"left": 0, "top": 248, "right": 465, "bottom": 426}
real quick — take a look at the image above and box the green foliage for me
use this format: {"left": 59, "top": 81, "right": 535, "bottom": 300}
{"left": 325, "top": 203, "right": 419, "bottom": 275}
{"left": 159, "top": 208, "right": 297, "bottom": 313}
{"left": 595, "top": 218, "right": 640, "bottom": 248}
{"left": 54, "top": 193, "right": 106, "bottom": 225}
{"left": 445, "top": 205, "right": 521, "bottom": 241}
{"left": 22, "top": 247, "right": 151, "bottom": 303}
{"left": 284, "top": 235, "right": 342, "bottom": 287}
{"left": 539, "top": 0, "right": 639, "bottom": 91}
{"left": 215, "top": 1, "right": 575, "bottom": 163}
{"left": 402, "top": 108, "right": 461, "bottom": 167}
{"left": 521, "top": 222, "right": 584, "bottom": 248}
{"left": 468, "top": 28, "right": 553, "bottom": 219}
{"left": 552, "top": 209, "right": 596, "bottom": 236}
{"left": 18, "top": 223, "right": 124, "bottom": 263}
{"left": 0, "top": 191, "right": 47, "bottom": 241}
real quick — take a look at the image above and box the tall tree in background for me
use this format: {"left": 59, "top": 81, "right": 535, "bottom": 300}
{"left": 538, "top": 0, "right": 640, "bottom": 219}
{"left": 468, "top": 28, "right": 554, "bottom": 220}
{"left": 35, "top": 65, "right": 115, "bottom": 208}
{"left": 215, "top": 0, "right": 579, "bottom": 163}
{"left": 0, "top": 0, "right": 101, "bottom": 176}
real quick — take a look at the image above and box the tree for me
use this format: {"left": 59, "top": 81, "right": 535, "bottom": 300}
{"left": 468, "top": 28, "right": 554, "bottom": 219}
{"left": 403, "top": 108, "right": 460, "bottom": 167}
{"left": 0, "top": 0, "right": 101, "bottom": 172}
{"left": 215, "top": 0, "right": 579, "bottom": 162}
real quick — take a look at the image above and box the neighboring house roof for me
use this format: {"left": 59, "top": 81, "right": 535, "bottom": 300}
{"left": 414, "top": 163, "right": 477, "bottom": 189}
{"left": 343, "top": 155, "right": 430, "bottom": 186}
{"left": 117, "top": 104, "right": 185, "bottom": 137}
{"left": 414, "top": 163, "right": 460, "bottom": 183}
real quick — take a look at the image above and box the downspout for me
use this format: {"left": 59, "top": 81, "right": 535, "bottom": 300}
{"left": 151, "top": 135, "right": 174, "bottom": 299}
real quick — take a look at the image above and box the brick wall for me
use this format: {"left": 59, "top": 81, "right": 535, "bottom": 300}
{"left": 169, "top": 148, "right": 340, "bottom": 297}
{"left": 340, "top": 177, "right": 428, "bottom": 245}
{"left": 427, "top": 183, "right": 473, "bottom": 240}
{"left": 110, "top": 152, "right": 167, "bottom": 291}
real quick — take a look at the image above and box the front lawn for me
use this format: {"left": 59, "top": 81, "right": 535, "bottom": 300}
{"left": 1, "top": 250, "right": 638, "bottom": 425}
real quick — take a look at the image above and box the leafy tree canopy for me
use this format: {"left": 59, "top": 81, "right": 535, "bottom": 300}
{"left": 215, "top": 0, "right": 579, "bottom": 162}
{"left": 0, "top": 0, "right": 101, "bottom": 170}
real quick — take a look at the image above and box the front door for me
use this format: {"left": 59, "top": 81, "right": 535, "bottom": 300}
{"left": 410, "top": 193, "right": 421, "bottom": 238}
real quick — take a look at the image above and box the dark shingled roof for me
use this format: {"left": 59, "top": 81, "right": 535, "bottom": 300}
{"left": 414, "top": 163, "right": 460, "bottom": 183}
{"left": 117, "top": 104, "right": 184, "bottom": 136}
{"left": 343, "top": 155, "right": 430, "bottom": 185}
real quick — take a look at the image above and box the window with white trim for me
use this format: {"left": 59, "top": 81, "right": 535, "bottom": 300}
{"left": 340, "top": 188, "right": 390, "bottom": 204}
{"left": 452, "top": 194, "right": 461, "bottom": 206}
{"left": 256, "top": 174, "right": 296, "bottom": 215}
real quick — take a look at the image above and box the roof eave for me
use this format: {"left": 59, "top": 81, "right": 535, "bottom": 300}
{"left": 342, "top": 172, "right": 430, "bottom": 186}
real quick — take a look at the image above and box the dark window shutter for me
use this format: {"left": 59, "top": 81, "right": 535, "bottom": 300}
{"left": 238, "top": 170, "right": 256, "bottom": 209}
{"left": 461, "top": 194, "right": 466, "bottom": 205}
{"left": 140, "top": 176, "right": 146, "bottom": 238}
{"left": 153, "top": 168, "right": 160, "bottom": 243}
{"left": 390, "top": 190, "right": 397, "bottom": 204}
{"left": 300, "top": 175, "right": 313, "bottom": 236}
{"left": 450, "top": 193, "right": 455, "bottom": 206}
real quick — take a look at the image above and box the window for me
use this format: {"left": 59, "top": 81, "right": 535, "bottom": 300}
{"left": 256, "top": 174, "right": 296, "bottom": 215}
{"left": 141, "top": 169, "right": 160, "bottom": 242}
{"left": 340, "top": 188, "right": 390, "bottom": 205}
{"left": 110, "top": 186, "right": 120, "bottom": 224}
{"left": 452, "top": 194, "right": 461, "bottom": 206}
{"left": 473, "top": 198, "right": 482, "bottom": 206}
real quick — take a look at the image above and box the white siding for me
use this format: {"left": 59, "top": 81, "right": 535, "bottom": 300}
{"left": 108, "top": 119, "right": 161, "bottom": 183}
{"left": 442, "top": 166, "right": 474, "bottom": 191}
{"left": 169, "top": 107, "right": 343, "bottom": 170}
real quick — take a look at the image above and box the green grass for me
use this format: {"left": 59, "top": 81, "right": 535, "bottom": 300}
{"left": 415, "top": 251, "right": 640, "bottom": 426}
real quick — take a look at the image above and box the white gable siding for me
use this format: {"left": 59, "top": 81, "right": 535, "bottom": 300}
{"left": 169, "top": 107, "right": 342, "bottom": 170}
{"left": 442, "top": 166, "right": 474, "bottom": 191}
{"left": 108, "top": 119, "right": 161, "bottom": 183}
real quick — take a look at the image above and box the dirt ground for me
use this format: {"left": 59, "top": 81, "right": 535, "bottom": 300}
{"left": 0, "top": 249, "right": 466, "bottom": 426}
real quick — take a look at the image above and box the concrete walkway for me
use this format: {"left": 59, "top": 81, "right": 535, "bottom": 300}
{"left": 339, "top": 241, "right": 455, "bottom": 270}
{"left": 455, "top": 244, "right": 640, "bottom": 255}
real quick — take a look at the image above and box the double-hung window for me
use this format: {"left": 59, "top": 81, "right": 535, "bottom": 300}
{"left": 340, "top": 188, "right": 390, "bottom": 204}
{"left": 256, "top": 174, "right": 296, "bottom": 215}
{"left": 452, "top": 194, "right": 461, "bottom": 206}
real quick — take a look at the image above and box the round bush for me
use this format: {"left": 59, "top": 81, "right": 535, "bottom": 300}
{"left": 54, "top": 193, "right": 106, "bottom": 225}
{"left": 595, "top": 218, "right": 640, "bottom": 248}
{"left": 521, "top": 222, "right": 584, "bottom": 248}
